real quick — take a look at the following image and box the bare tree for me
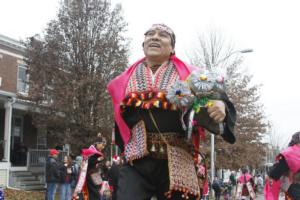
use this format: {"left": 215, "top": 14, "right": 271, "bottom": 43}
{"left": 266, "top": 127, "right": 289, "bottom": 163}
{"left": 24, "top": 0, "right": 129, "bottom": 153}
{"left": 189, "top": 30, "right": 234, "bottom": 70}
{"left": 189, "top": 30, "right": 268, "bottom": 170}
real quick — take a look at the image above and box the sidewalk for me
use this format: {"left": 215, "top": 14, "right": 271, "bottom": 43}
{"left": 256, "top": 193, "right": 264, "bottom": 200}
{"left": 256, "top": 192, "right": 285, "bottom": 200}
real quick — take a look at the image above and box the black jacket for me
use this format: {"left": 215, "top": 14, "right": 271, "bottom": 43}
{"left": 45, "top": 156, "right": 61, "bottom": 183}
{"left": 59, "top": 164, "right": 73, "bottom": 184}
{"left": 115, "top": 92, "right": 236, "bottom": 151}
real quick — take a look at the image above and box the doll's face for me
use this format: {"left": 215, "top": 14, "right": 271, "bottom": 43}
{"left": 105, "top": 161, "right": 111, "bottom": 168}
{"left": 95, "top": 142, "right": 106, "bottom": 151}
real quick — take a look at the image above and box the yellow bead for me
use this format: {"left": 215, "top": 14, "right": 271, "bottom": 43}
{"left": 135, "top": 100, "right": 142, "bottom": 107}
{"left": 153, "top": 101, "right": 160, "bottom": 108}
{"left": 199, "top": 74, "right": 207, "bottom": 81}
{"left": 206, "top": 101, "right": 213, "bottom": 107}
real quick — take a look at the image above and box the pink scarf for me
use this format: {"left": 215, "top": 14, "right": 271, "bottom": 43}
{"left": 264, "top": 179, "right": 281, "bottom": 200}
{"left": 238, "top": 173, "right": 252, "bottom": 184}
{"left": 107, "top": 55, "right": 195, "bottom": 145}
{"left": 264, "top": 145, "right": 300, "bottom": 200}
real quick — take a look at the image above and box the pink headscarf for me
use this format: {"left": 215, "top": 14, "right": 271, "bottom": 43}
{"left": 81, "top": 145, "right": 102, "bottom": 159}
{"left": 107, "top": 55, "right": 195, "bottom": 145}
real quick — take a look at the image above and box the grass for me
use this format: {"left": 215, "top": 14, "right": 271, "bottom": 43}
{"left": 4, "top": 188, "right": 59, "bottom": 200}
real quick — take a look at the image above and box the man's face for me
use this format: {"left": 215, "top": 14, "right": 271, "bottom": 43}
{"left": 143, "top": 29, "right": 173, "bottom": 63}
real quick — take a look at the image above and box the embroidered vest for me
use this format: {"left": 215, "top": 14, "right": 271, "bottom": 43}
{"left": 125, "top": 61, "right": 179, "bottom": 95}
{"left": 123, "top": 61, "right": 180, "bottom": 162}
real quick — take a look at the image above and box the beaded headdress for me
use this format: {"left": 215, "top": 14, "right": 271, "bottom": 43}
{"left": 144, "top": 24, "right": 176, "bottom": 48}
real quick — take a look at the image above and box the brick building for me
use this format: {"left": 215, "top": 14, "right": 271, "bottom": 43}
{"left": 0, "top": 34, "right": 55, "bottom": 189}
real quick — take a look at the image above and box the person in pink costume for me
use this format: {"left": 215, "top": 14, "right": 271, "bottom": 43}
{"left": 264, "top": 131, "right": 300, "bottom": 200}
{"left": 236, "top": 168, "right": 255, "bottom": 200}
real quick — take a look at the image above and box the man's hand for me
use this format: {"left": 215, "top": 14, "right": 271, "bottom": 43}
{"left": 207, "top": 100, "right": 226, "bottom": 123}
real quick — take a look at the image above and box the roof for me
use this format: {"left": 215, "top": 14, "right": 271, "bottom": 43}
{"left": 0, "top": 33, "right": 26, "bottom": 53}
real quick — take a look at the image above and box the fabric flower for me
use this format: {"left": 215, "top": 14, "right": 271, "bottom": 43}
{"left": 187, "top": 69, "right": 225, "bottom": 98}
{"left": 166, "top": 80, "right": 194, "bottom": 108}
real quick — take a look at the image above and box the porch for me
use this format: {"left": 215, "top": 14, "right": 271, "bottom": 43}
{"left": 8, "top": 149, "right": 67, "bottom": 190}
{"left": 0, "top": 95, "right": 68, "bottom": 189}
{"left": 0, "top": 102, "right": 41, "bottom": 166}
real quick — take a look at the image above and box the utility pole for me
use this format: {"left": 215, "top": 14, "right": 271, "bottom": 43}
{"left": 210, "top": 48, "right": 253, "bottom": 183}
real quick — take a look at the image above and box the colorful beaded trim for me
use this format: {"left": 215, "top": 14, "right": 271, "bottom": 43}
{"left": 121, "top": 91, "right": 178, "bottom": 111}
{"left": 166, "top": 145, "right": 201, "bottom": 199}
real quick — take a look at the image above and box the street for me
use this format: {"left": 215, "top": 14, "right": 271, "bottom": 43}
{"left": 204, "top": 192, "right": 285, "bottom": 200}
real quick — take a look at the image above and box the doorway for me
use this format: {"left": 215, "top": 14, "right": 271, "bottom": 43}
{"left": 10, "top": 115, "right": 27, "bottom": 166}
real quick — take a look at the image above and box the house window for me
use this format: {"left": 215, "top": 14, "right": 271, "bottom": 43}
{"left": 17, "top": 65, "right": 29, "bottom": 94}
{"left": 42, "top": 85, "right": 54, "bottom": 105}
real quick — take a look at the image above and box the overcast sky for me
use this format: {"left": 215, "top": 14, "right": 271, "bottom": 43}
{"left": 1, "top": 0, "right": 299, "bottom": 147}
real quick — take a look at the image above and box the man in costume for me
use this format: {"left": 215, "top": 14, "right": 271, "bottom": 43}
{"left": 264, "top": 131, "right": 300, "bottom": 200}
{"left": 235, "top": 168, "right": 255, "bottom": 200}
{"left": 73, "top": 137, "right": 106, "bottom": 200}
{"left": 107, "top": 24, "right": 236, "bottom": 200}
